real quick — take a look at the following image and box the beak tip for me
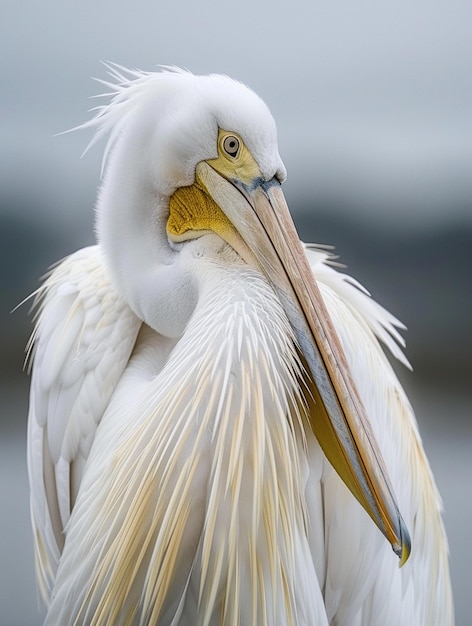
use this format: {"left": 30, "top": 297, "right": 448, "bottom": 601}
{"left": 394, "top": 517, "right": 411, "bottom": 567}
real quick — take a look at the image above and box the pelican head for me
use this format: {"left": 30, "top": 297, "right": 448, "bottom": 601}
{"left": 81, "top": 65, "right": 410, "bottom": 564}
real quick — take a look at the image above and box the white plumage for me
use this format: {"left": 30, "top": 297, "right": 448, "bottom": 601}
{"left": 27, "top": 66, "right": 453, "bottom": 625}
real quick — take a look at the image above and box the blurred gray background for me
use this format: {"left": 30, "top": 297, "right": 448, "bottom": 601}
{"left": 1, "top": 0, "right": 471, "bottom": 624}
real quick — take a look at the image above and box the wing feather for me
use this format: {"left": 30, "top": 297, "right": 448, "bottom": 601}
{"left": 27, "top": 245, "right": 141, "bottom": 602}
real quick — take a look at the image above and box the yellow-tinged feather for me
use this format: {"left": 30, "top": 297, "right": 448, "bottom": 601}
{"left": 256, "top": 558, "right": 268, "bottom": 625}
{"left": 281, "top": 566, "right": 295, "bottom": 626}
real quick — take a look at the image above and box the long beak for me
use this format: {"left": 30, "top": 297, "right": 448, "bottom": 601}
{"left": 196, "top": 161, "right": 411, "bottom": 565}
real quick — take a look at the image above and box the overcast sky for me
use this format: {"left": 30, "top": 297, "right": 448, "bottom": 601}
{"left": 2, "top": 0, "right": 472, "bottom": 231}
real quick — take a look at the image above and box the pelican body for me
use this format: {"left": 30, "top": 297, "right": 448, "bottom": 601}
{"left": 27, "top": 66, "right": 453, "bottom": 625}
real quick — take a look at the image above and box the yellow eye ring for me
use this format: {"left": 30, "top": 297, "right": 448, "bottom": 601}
{"left": 222, "top": 135, "right": 240, "bottom": 158}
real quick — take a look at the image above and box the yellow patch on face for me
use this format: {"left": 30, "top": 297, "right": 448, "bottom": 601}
{"left": 167, "top": 174, "right": 236, "bottom": 242}
{"left": 207, "top": 129, "right": 261, "bottom": 184}
{"left": 166, "top": 129, "right": 261, "bottom": 244}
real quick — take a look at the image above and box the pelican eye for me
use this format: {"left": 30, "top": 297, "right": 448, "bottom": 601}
{"left": 222, "top": 135, "right": 240, "bottom": 158}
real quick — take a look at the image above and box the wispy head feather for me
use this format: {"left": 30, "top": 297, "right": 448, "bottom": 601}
{"left": 68, "top": 63, "right": 192, "bottom": 176}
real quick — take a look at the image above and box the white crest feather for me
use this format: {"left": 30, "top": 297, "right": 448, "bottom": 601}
{"left": 69, "top": 63, "right": 193, "bottom": 176}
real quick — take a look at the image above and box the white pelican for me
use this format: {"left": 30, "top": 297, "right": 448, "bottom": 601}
{"left": 27, "top": 66, "right": 453, "bottom": 625}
